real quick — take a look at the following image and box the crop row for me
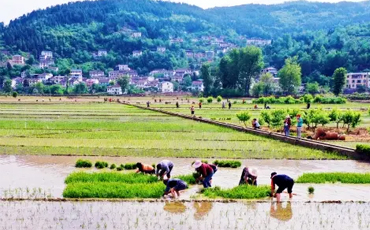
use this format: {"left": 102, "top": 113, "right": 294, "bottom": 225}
{"left": 296, "top": 172, "right": 370, "bottom": 184}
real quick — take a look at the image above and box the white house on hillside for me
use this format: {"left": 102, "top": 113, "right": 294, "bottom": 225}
{"left": 191, "top": 81, "right": 204, "bottom": 92}
{"left": 107, "top": 84, "right": 123, "bottom": 95}
{"left": 159, "top": 82, "right": 174, "bottom": 93}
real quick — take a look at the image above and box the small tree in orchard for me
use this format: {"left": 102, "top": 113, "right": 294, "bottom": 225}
{"left": 236, "top": 111, "right": 251, "bottom": 127}
{"left": 270, "top": 109, "right": 286, "bottom": 128}
{"left": 302, "top": 94, "right": 313, "bottom": 109}
{"left": 216, "top": 95, "right": 223, "bottom": 103}
{"left": 303, "top": 109, "right": 330, "bottom": 131}
{"left": 328, "top": 108, "right": 343, "bottom": 128}
{"left": 342, "top": 110, "right": 361, "bottom": 132}
{"left": 207, "top": 97, "right": 213, "bottom": 103}
{"left": 12, "top": 92, "right": 18, "bottom": 98}
{"left": 260, "top": 111, "right": 272, "bottom": 128}
{"left": 332, "top": 67, "right": 347, "bottom": 96}
{"left": 199, "top": 98, "right": 205, "bottom": 103}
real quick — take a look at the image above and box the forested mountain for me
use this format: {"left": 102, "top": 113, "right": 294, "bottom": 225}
{"left": 1, "top": 0, "right": 370, "bottom": 81}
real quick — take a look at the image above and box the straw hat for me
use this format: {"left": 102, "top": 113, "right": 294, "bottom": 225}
{"left": 249, "top": 168, "right": 258, "bottom": 177}
{"left": 286, "top": 115, "right": 291, "bottom": 119}
{"left": 192, "top": 160, "right": 202, "bottom": 169}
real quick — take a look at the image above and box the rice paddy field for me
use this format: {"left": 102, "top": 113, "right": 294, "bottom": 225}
{"left": 0, "top": 96, "right": 369, "bottom": 229}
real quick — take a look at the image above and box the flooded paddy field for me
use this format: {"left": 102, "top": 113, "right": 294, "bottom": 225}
{"left": 0, "top": 201, "right": 369, "bottom": 230}
{"left": 1, "top": 155, "right": 370, "bottom": 201}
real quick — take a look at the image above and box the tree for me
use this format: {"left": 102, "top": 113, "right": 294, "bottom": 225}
{"left": 35, "top": 82, "right": 45, "bottom": 94}
{"left": 201, "top": 64, "right": 212, "bottom": 96}
{"left": 278, "top": 57, "right": 302, "bottom": 95}
{"left": 73, "top": 83, "right": 88, "bottom": 94}
{"left": 3, "top": 79, "right": 12, "bottom": 93}
{"left": 328, "top": 108, "right": 343, "bottom": 128}
{"left": 236, "top": 111, "right": 251, "bottom": 127}
{"left": 238, "top": 46, "right": 264, "bottom": 95}
{"left": 117, "top": 75, "right": 130, "bottom": 93}
{"left": 332, "top": 67, "right": 347, "bottom": 96}
{"left": 260, "top": 73, "right": 276, "bottom": 95}
{"left": 260, "top": 111, "right": 272, "bottom": 127}
{"left": 251, "top": 82, "right": 264, "bottom": 97}
{"left": 183, "top": 75, "right": 192, "bottom": 87}
{"left": 306, "top": 82, "right": 320, "bottom": 95}
{"left": 302, "top": 94, "right": 313, "bottom": 109}
{"left": 270, "top": 109, "right": 286, "bottom": 128}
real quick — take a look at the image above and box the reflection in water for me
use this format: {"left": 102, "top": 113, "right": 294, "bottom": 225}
{"left": 163, "top": 202, "right": 187, "bottom": 214}
{"left": 194, "top": 202, "right": 213, "bottom": 220}
{"left": 270, "top": 202, "right": 293, "bottom": 222}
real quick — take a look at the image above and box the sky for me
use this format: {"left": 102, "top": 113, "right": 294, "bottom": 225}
{"left": 0, "top": 0, "right": 365, "bottom": 24}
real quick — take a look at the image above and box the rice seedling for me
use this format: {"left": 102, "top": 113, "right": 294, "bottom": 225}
{"left": 176, "top": 174, "right": 197, "bottom": 185}
{"left": 202, "top": 185, "right": 270, "bottom": 199}
{"left": 123, "top": 163, "right": 137, "bottom": 170}
{"left": 116, "top": 166, "right": 123, "bottom": 171}
{"left": 64, "top": 172, "right": 158, "bottom": 184}
{"left": 213, "top": 160, "right": 241, "bottom": 168}
{"left": 95, "top": 161, "right": 108, "bottom": 169}
{"left": 63, "top": 182, "right": 165, "bottom": 198}
{"left": 110, "top": 164, "right": 116, "bottom": 170}
{"left": 75, "top": 159, "right": 92, "bottom": 168}
{"left": 308, "top": 186, "right": 315, "bottom": 194}
{"left": 296, "top": 172, "right": 370, "bottom": 184}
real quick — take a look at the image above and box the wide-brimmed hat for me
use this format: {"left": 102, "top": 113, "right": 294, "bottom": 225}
{"left": 249, "top": 168, "right": 258, "bottom": 177}
{"left": 286, "top": 115, "right": 291, "bottom": 119}
{"left": 270, "top": 172, "right": 277, "bottom": 179}
{"left": 192, "top": 160, "right": 202, "bottom": 169}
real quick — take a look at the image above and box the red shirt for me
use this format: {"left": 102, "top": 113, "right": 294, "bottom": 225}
{"left": 197, "top": 163, "right": 214, "bottom": 177}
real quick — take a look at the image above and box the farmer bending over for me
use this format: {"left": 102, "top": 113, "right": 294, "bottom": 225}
{"left": 193, "top": 160, "right": 214, "bottom": 188}
{"left": 163, "top": 178, "right": 188, "bottom": 198}
{"left": 270, "top": 172, "right": 295, "bottom": 202}
{"left": 239, "top": 167, "right": 258, "bottom": 186}
{"left": 156, "top": 160, "right": 174, "bottom": 180}
{"left": 136, "top": 162, "right": 155, "bottom": 174}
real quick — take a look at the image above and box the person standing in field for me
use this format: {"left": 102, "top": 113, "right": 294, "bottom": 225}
{"left": 163, "top": 178, "right": 188, "bottom": 198}
{"left": 156, "top": 160, "right": 174, "bottom": 180}
{"left": 190, "top": 106, "right": 195, "bottom": 116}
{"left": 284, "top": 115, "right": 291, "bottom": 136}
{"left": 296, "top": 114, "right": 303, "bottom": 139}
{"left": 136, "top": 162, "right": 155, "bottom": 174}
{"left": 222, "top": 101, "right": 226, "bottom": 109}
{"left": 228, "top": 101, "right": 232, "bottom": 110}
{"left": 198, "top": 102, "right": 202, "bottom": 109}
{"left": 193, "top": 160, "right": 214, "bottom": 188}
{"left": 270, "top": 172, "right": 295, "bottom": 203}
{"left": 176, "top": 101, "right": 179, "bottom": 108}
{"left": 239, "top": 167, "right": 258, "bottom": 186}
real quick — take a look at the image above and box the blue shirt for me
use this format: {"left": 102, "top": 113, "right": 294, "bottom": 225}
{"left": 297, "top": 117, "right": 303, "bottom": 127}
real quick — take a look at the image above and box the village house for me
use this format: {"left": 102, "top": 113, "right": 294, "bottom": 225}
{"left": 98, "top": 50, "right": 108, "bottom": 57}
{"left": 132, "top": 50, "right": 143, "bottom": 57}
{"left": 71, "top": 69, "right": 83, "bottom": 77}
{"left": 346, "top": 72, "right": 370, "bottom": 89}
{"left": 157, "top": 47, "right": 166, "bottom": 53}
{"left": 194, "top": 52, "right": 206, "bottom": 59}
{"left": 28, "top": 77, "right": 43, "bottom": 86}
{"left": 131, "top": 32, "right": 142, "bottom": 38}
{"left": 96, "top": 77, "right": 110, "bottom": 86}
{"left": 117, "top": 65, "right": 130, "bottom": 71}
{"left": 47, "top": 66, "right": 59, "bottom": 72}
{"left": 39, "top": 51, "right": 54, "bottom": 68}
{"left": 11, "top": 55, "right": 25, "bottom": 65}
{"left": 174, "top": 68, "right": 192, "bottom": 77}
{"left": 191, "top": 81, "right": 204, "bottom": 92}
{"left": 84, "top": 79, "right": 99, "bottom": 88}
{"left": 171, "top": 74, "right": 184, "bottom": 83}
{"left": 45, "top": 76, "right": 68, "bottom": 87}
{"left": 246, "top": 39, "right": 272, "bottom": 46}
{"left": 11, "top": 77, "right": 23, "bottom": 89}
{"left": 185, "top": 50, "right": 194, "bottom": 58}
{"left": 89, "top": 70, "right": 105, "bottom": 78}
{"left": 107, "top": 84, "right": 123, "bottom": 95}
{"left": 41, "top": 51, "right": 53, "bottom": 58}
{"left": 262, "top": 67, "right": 278, "bottom": 77}
{"left": 159, "top": 81, "right": 174, "bottom": 93}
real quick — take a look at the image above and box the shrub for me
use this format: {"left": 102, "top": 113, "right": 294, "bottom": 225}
{"left": 270, "top": 109, "right": 285, "bottom": 128}
{"left": 216, "top": 95, "right": 222, "bottom": 102}
{"left": 236, "top": 111, "right": 251, "bottom": 127}
{"left": 296, "top": 172, "right": 370, "bottom": 184}
{"left": 12, "top": 92, "right": 18, "bottom": 98}
{"left": 308, "top": 186, "right": 315, "bottom": 194}
{"left": 356, "top": 144, "right": 370, "bottom": 156}
{"left": 63, "top": 182, "right": 165, "bottom": 198}
{"left": 207, "top": 97, "right": 213, "bottom": 103}
{"left": 123, "top": 163, "right": 137, "bottom": 170}
{"left": 95, "top": 161, "right": 108, "bottom": 169}
{"left": 199, "top": 98, "right": 204, "bottom": 103}
{"left": 202, "top": 185, "right": 270, "bottom": 199}
{"left": 75, "top": 159, "right": 92, "bottom": 168}
{"left": 65, "top": 172, "right": 158, "bottom": 184}
{"left": 110, "top": 164, "right": 116, "bottom": 170}
{"left": 213, "top": 160, "right": 241, "bottom": 168}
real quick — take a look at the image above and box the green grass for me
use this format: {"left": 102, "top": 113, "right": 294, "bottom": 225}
{"left": 296, "top": 172, "right": 370, "bottom": 184}
{"left": 213, "top": 160, "right": 242, "bottom": 168}
{"left": 63, "top": 182, "right": 165, "bottom": 198}
{"left": 75, "top": 159, "right": 92, "bottom": 168}
{"left": 64, "top": 172, "right": 158, "bottom": 184}
{"left": 202, "top": 185, "right": 271, "bottom": 199}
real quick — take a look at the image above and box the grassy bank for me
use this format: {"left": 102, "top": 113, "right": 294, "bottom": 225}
{"left": 202, "top": 185, "right": 271, "bottom": 199}
{"left": 296, "top": 172, "right": 370, "bottom": 184}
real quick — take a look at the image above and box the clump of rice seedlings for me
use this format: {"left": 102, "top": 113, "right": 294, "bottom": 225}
{"left": 152, "top": 163, "right": 156, "bottom": 169}
{"left": 64, "top": 172, "right": 158, "bottom": 184}
{"left": 202, "top": 185, "right": 270, "bottom": 199}
{"left": 123, "top": 163, "right": 137, "bottom": 170}
{"left": 308, "top": 186, "right": 315, "bottom": 194}
{"left": 95, "top": 161, "right": 108, "bottom": 169}
{"left": 177, "top": 174, "right": 197, "bottom": 185}
{"left": 213, "top": 160, "right": 241, "bottom": 168}
{"left": 110, "top": 164, "right": 116, "bottom": 170}
{"left": 296, "top": 172, "right": 370, "bottom": 184}
{"left": 63, "top": 182, "right": 165, "bottom": 199}
{"left": 116, "top": 166, "right": 123, "bottom": 171}
{"left": 75, "top": 159, "right": 92, "bottom": 168}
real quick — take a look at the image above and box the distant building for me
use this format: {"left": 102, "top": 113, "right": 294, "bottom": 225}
{"left": 98, "top": 50, "right": 107, "bottom": 57}
{"left": 174, "top": 68, "right": 191, "bottom": 77}
{"left": 131, "top": 32, "right": 142, "bottom": 38}
{"left": 157, "top": 47, "right": 166, "bottom": 53}
{"left": 346, "top": 73, "right": 370, "bottom": 89}
{"left": 159, "top": 82, "right": 174, "bottom": 93}
{"left": 11, "top": 77, "right": 23, "bottom": 88}
{"left": 107, "top": 84, "right": 123, "bottom": 95}
{"left": 117, "top": 65, "right": 130, "bottom": 71}
{"left": 41, "top": 51, "right": 53, "bottom": 58}
{"left": 185, "top": 50, "right": 194, "bottom": 58}
{"left": 89, "top": 70, "right": 105, "bottom": 78}
{"left": 11, "top": 55, "right": 25, "bottom": 65}
{"left": 39, "top": 51, "right": 54, "bottom": 68}
{"left": 132, "top": 50, "right": 143, "bottom": 57}
{"left": 246, "top": 39, "right": 272, "bottom": 46}
{"left": 85, "top": 79, "right": 99, "bottom": 88}
{"left": 262, "top": 67, "right": 278, "bottom": 77}
{"left": 191, "top": 81, "right": 204, "bottom": 92}
{"left": 47, "top": 66, "right": 59, "bottom": 72}
{"left": 205, "top": 51, "right": 215, "bottom": 59}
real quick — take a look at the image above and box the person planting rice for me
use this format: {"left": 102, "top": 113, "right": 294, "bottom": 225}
{"left": 270, "top": 172, "right": 295, "bottom": 202}
{"left": 156, "top": 160, "right": 174, "bottom": 180}
{"left": 136, "top": 162, "right": 155, "bottom": 174}
{"left": 239, "top": 167, "right": 258, "bottom": 186}
{"left": 193, "top": 160, "right": 214, "bottom": 188}
{"left": 163, "top": 178, "right": 188, "bottom": 198}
